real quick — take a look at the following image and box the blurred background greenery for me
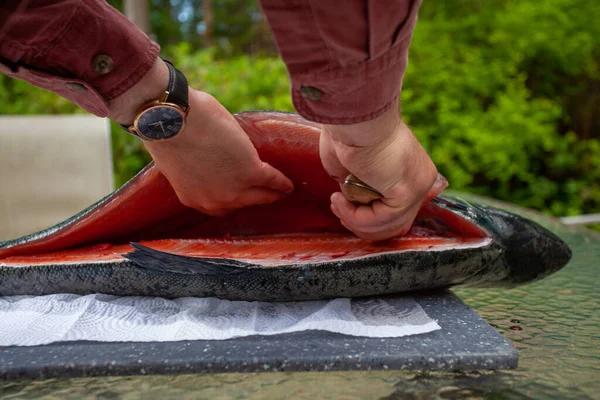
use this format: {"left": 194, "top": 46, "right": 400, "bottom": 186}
{"left": 0, "top": 0, "right": 598, "bottom": 219}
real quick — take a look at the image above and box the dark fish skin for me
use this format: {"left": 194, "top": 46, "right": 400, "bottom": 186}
{"left": 0, "top": 197, "right": 571, "bottom": 301}
{"left": 0, "top": 234, "right": 497, "bottom": 301}
{"left": 430, "top": 197, "right": 572, "bottom": 287}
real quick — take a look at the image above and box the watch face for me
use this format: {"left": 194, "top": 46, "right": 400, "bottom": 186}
{"left": 135, "top": 105, "right": 185, "bottom": 140}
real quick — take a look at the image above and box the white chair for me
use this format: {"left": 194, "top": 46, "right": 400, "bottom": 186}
{"left": 0, "top": 115, "right": 114, "bottom": 241}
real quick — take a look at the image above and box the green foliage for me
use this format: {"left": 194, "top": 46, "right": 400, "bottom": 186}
{"left": 1, "top": 0, "right": 598, "bottom": 219}
{"left": 0, "top": 75, "right": 81, "bottom": 115}
{"left": 400, "top": 0, "right": 600, "bottom": 217}
{"left": 168, "top": 44, "right": 293, "bottom": 112}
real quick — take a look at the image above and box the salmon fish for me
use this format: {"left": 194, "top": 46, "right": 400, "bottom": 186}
{"left": 0, "top": 112, "right": 571, "bottom": 301}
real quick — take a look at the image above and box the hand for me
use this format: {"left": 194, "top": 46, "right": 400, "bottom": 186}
{"left": 109, "top": 59, "right": 294, "bottom": 216}
{"left": 320, "top": 100, "right": 441, "bottom": 240}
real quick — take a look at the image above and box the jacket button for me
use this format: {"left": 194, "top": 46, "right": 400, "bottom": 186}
{"left": 92, "top": 54, "right": 114, "bottom": 75}
{"left": 65, "top": 82, "right": 87, "bottom": 93}
{"left": 299, "top": 86, "right": 322, "bottom": 101}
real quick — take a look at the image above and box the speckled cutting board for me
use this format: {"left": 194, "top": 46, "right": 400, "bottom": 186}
{"left": 0, "top": 291, "right": 517, "bottom": 380}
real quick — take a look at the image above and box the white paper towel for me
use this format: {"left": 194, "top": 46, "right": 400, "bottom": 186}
{"left": 0, "top": 294, "right": 440, "bottom": 346}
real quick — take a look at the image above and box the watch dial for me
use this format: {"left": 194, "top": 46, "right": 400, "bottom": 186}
{"left": 136, "top": 106, "right": 185, "bottom": 140}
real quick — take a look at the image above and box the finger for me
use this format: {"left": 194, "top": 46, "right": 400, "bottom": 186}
{"left": 331, "top": 192, "right": 417, "bottom": 236}
{"left": 184, "top": 187, "right": 286, "bottom": 217}
{"left": 425, "top": 172, "right": 449, "bottom": 201}
{"left": 320, "top": 132, "right": 350, "bottom": 183}
{"left": 330, "top": 203, "right": 339, "bottom": 218}
{"left": 333, "top": 204, "right": 417, "bottom": 240}
{"left": 180, "top": 199, "right": 231, "bottom": 217}
{"left": 348, "top": 225, "right": 412, "bottom": 241}
{"left": 331, "top": 191, "right": 362, "bottom": 218}
{"left": 331, "top": 192, "right": 406, "bottom": 230}
{"left": 254, "top": 161, "right": 295, "bottom": 194}
{"left": 237, "top": 187, "right": 288, "bottom": 208}
{"left": 336, "top": 210, "right": 413, "bottom": 241}
{"left": 338, "top": 210, "right": 415, "bottom": 237}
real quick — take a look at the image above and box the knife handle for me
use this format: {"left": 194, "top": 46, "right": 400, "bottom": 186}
{"left": 341, "top": 174, "right": 384, "bottom": 205}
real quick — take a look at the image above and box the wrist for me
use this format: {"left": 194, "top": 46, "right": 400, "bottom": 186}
{"left": 322, "top": 98, "right": 401, "bottom": 148}
{"left": 108, "top": 57, "right": 170, "bottom": 125}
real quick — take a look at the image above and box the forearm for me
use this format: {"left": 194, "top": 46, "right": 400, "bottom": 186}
{"left": 260, "top": 0, "right": 422, "bottom": 126}
{"left": 324, "top": 99, "right": 401, "bottom": 148}
{"left": 0, "top": 0, "right": 160, "bottom": 118}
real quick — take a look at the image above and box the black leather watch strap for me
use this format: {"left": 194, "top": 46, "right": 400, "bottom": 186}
{"left": 162, "top": 58, "right": 189, "bottom": 109}
{"left": 119, "top": 58, "right": 189, "bottom": 134}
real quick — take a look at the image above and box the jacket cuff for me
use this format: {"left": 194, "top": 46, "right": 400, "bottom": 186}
{"left": 0, "top": 0, "right": 160, "bottom": 117}
{"left": 290, "top": 38, "right": 411, "bottom": 125}
{"left": 262, "top": 0, "right": 421, "bottom": 125}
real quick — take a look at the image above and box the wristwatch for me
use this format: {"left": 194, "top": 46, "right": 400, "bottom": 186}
{"left": 120, "top": 59, "right": 190, "bottom": 141}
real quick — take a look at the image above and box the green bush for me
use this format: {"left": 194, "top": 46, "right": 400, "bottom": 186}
{"left": 0, "top": 75, "right": 81, "bottom": 115}
{"left": 401, "top": 0, "right": 600, "bottom": 217}
{"left": 169, "top": 44, "right": 293, "bottom": 113}
{"left": 0, "top": 0, "right": 598, "bottom": 218}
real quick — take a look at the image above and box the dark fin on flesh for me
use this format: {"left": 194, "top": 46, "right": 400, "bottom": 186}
{"left": 123, "top": 243, "right": 255, "bottom": 276}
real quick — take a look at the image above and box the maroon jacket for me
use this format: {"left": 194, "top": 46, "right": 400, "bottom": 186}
{"left": 0, "top": 0, "right": 421, "bottom": 124}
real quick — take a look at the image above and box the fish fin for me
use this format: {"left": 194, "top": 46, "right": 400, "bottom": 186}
{"left": 123, "top": 243, "right": 255, "bottom": 276}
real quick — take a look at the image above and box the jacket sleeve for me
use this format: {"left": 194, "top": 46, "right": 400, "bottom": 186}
{"left": 0, "top": 0, "right": 160, "bottom": 117}
{"left": 260, "top": 0, "right": 421, "bottom": 124}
